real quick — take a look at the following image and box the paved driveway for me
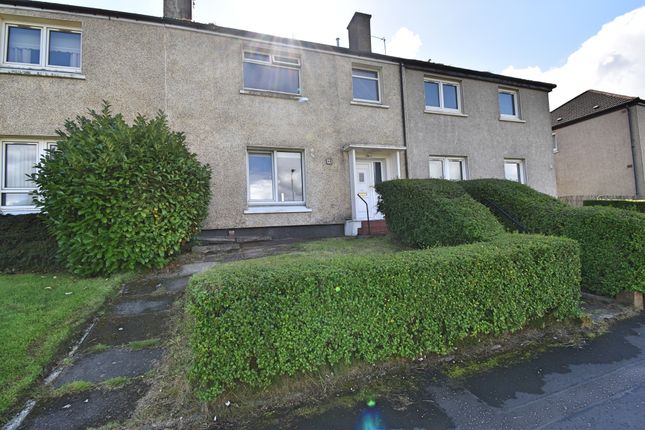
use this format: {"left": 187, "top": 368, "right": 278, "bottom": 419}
{"left": 291, "top": 314, "right": 645, "bottom": 430}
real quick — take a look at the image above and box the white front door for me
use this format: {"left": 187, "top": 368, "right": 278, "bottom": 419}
{"left": 355, "top": 160, "right": 384, "bottom": 220}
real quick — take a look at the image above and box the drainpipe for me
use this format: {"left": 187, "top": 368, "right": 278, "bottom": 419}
{"left": 399, "top": 62, "right": 409, "bottom": 178}
{"left": 627, "top": 104, "right": 643, "bottom": 198}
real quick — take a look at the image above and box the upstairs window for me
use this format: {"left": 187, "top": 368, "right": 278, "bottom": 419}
{"left": 352, "top": 68, "right": 380, "bottom": 103}
{"left": 429, "top": 156, "right": 467, "bottom": 180}
{"left": 3, "top": 23, "right": 81, "bottom": 70}
{"left": 424, "top": 79, "right": 461, "bottom": 112}
{"left": 499, "top": 89, "right": 520, "bottom": 119}
{"left": 243, "top": 51, "right": 301, "bottom": 95}
{"left": 248, "top": 150, "right": 304, "bottom": 204}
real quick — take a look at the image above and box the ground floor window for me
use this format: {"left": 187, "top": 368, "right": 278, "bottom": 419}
{"left": 428, "top": 156, "right": 467, "bottom": 180}
{"left": 504, "top": 158, "right": 526, "bottom": 184}
{"left": 247, "top": 149, "right": 304, "bottom": 204}
{"left": 1, "top": 139, "right": 55, "bottom": 211}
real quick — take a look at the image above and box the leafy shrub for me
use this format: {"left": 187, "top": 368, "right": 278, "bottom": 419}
{"left": 187, "top": 234, "right": 580, "bottom": 399}
{"left": 583, "top": 199, "right": 645, "bottom": 213}
{"left": 0, "top": 214, "right": 61, "bottom": 273}
{"left": 32, "top": 104, "right": 211, "bottom": 276}
{"left": 461, "top": 179, "right": 645, "bottom": 296}
{"left": 460, "top": 179, "right": 570, "bottom": 234}
{"left": 564, "top": 206, "right": 645, "bottom": 296}
{"left": 375, "top": 179, "right": 504, "bottom": 248}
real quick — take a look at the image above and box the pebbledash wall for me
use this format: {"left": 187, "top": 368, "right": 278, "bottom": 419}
{"left": 0, "top": 0, "right": 556, "bottom": 236}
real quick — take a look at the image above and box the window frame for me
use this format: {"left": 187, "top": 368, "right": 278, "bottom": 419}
{"left": 1, "top": 20, "right": 82, "bottom": 73}
{"left": 504, "top": 158, "right": 526, "bottom": 184}
{"left": 1, "top": 139, "right": 56, "bottom": 213}
{"left": 351, "top": 67, "right": 381, "bottom": 104}
{"left": 242, "top": 50, "right": 302, "bottom": 96}
{"left": 498, "top": 88, "right": 520, "bottom": 120}
{"left": 424, "top": 78, "right": 462, "bottom": 113}
{"left": 552, "top": 132, "right": 558, "bottom": 153}
{"left": 246, "top": 149, "right": 306, "bottom": 206}
{"left": 428, "top": 156, "right": 468, "bottom": 181}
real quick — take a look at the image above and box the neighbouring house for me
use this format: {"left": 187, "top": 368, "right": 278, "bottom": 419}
{"left": 0, "top": 0, "right": 557, "bottom": 237}
{"left": 551, "top": 90, "right": 645, "bottom": 205}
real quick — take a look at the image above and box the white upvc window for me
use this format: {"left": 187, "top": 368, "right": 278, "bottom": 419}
{"left": 552, "top": 132, "right": 558, "bottom": 153}
{"left": 1, "top": 21, "right": 82, "bottom": 72}
{"left": 247, "top": 149, "right": 305, "bottom": 205}
{"left": 428, "top": 156, "right": 467, "bottom": 180}
{"left": 243, "top": 51, "right": 301, "bottom": 95}
{"left": 424, "top": 78, "right": 461, "bottom": 112}
{"left": 1, "top": 139, "right": 56, "bottom": 214}
{"left": 499, "top": 88, "right": 520, "bottom": 120}
{"left": 352, "top": 68, "right": 381, "bottom": 103}
{"left": 504, "top": 158, "right": 526, "bottom": 184}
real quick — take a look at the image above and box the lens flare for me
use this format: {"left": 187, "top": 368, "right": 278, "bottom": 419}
{"left": 355, "top": 407, "right": 386, "bottom": 430}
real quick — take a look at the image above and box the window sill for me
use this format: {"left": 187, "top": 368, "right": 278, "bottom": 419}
{"left": 350, "top": 100, "right": 389, "bottom": 109}
{"left": 0, "top": 206, "right": 39, "bottom": 215}
{"left": 499, "top": 116, "right": 526, "bottom": 123}
{"left": 239, "top": 89, "right": 303, "bottom": 100}
{"left": 424, "top": 109, "right": 468, "bottom": 117}
{"left": 0, "top": 67, "right": 85, "bottom": 79}
{"left": 244, "top": 205, "right": 312, "bottom": 214}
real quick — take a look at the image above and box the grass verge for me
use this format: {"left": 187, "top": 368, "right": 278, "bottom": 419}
{"left": 0, "top": 273, "right": 126, "bottom": 419}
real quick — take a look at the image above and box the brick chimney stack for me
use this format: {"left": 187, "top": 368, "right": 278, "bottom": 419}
{"left": 164, "top": 0, "right": 192, "bottom": 21}
{"left": 347, "top": 12, "right": 372, "bottom": 52}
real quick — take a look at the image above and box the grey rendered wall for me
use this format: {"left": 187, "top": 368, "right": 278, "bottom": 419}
{"left": 403, "top": 68, "right": 557, "bottom": 195}
{"left": 553, "top": 109, "right": 636, "bottom": 198}
{"left": 0, "top": 6, "right": 404, "bottom": 229}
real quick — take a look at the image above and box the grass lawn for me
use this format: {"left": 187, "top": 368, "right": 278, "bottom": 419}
{"left": 294, "top": 236, "right": 408, "bottom": 254}
{"left": 0, "top": 273, "right": 126, "bottom": 418}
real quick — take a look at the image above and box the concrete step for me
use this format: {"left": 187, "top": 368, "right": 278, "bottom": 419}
{"left": 196, "top": 235, "right": 272, "bottom": 245}
{"left": 191, "top": 242, "right": 241, "bottom": 254}
{"left": 235, "top": 235, "right": 273, "bottom": 243}
{"left": 196, "top": 236, "right": 236, "bottom": 244}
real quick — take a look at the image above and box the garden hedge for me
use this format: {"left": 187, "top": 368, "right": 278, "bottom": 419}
{"left": 187, "top": 234, "right": 581, "bottom": 399}
{"left": 461, "top": 179, "right": 645, "bottom": 296}
{"left": 0, "top": 214, "right": 61, "bottom": 273}
{"left": 375, "top": 179, "right": 504, "bottom": 248}
{"left": 31, "top": 104, "right": 211, "bottom": 276}
{"left": 583, "top": 199, "right": 645, "bottom": 213}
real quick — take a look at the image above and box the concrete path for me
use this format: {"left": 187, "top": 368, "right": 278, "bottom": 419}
{"left": 15, "top": 274, "right": 199, "bottom": 430}
{"left": 287, "top": 314, "right": 645, "bottom": 430}
{"left": 10, "top": 240, "right": 300, "bottom": 430}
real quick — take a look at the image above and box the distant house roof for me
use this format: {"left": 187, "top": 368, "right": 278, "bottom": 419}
{"left": 0, "top": 0, "right": 556, "bottom": 92}
{"left": 551, "top": 90, "right": 642, "bottom": 129}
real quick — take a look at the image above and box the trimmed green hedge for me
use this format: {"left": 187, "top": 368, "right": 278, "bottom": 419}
{"left": 462, "top": 179, "right": 645, "bottom": 296}
{"left": 187, "top": 234, "right": 581, "bottom": 399}
{"left": 583, "top": 199, "right": 645, "bottom": 213}
{"left": 375, "top": 179, "right": 504, "bottom": 248}
{"left": 0, "top": 214, "right": 61, "bottom": 273}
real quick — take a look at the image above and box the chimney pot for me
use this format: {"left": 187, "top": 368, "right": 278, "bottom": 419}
{"left": 164, "top": 0, "right": 192, "bottom": 21}
{"left": 347, "top": 12, "right": 372, "bottom": 52}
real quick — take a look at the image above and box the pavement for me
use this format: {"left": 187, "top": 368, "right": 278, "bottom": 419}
{"left": 288, "top": 313, "right": 645, "bottom": 430}
{"left": 12, "top": 273, "right": 200, "bottom": 430}
{"left": 7, "top": 239, "right": 302, "bottom": 430}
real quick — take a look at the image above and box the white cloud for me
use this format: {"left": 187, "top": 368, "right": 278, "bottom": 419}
{"left": 386, "top": 27, "right": 422, "bottom": 59}
{"left": 502, "top": 6, "right": 645, "bottom": 109}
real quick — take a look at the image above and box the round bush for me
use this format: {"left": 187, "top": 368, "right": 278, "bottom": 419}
{"left": 375, "top": 179, "right": 504, "bottom": 248}
{"left": 33, "top": 104, "right": 211, "bottom": 275}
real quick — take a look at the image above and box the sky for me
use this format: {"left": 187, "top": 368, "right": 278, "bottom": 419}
{"left": 38, "top": 0, "right": 645, "bottom": 108}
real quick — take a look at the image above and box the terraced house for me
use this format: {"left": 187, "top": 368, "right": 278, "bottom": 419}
{"left": 0, "top": 0, "right": 557, "bottom": 237}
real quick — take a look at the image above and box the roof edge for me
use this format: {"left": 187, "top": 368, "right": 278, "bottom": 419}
{"left": 0, "top": 0, "right": 556, "bottom": 91}
{"left": 551, "top": 99, "right": 641, "bottom": 130}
